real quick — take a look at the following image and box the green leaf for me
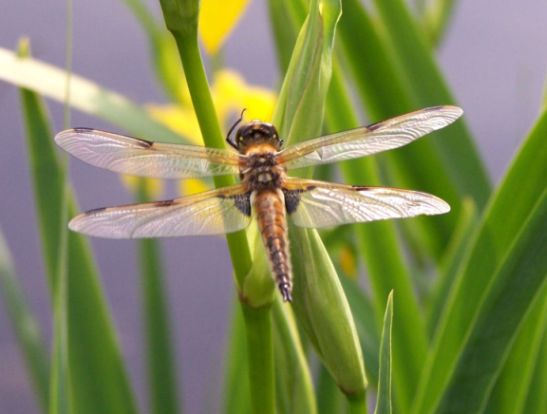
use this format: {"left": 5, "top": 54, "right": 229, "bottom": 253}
{"left": 48, "top": 184, "right": 70, "bottom": 414}
{"left": 274, "top": 0, "right": 341, "bottom": 146}
{"left": 19, "top": 74, "right": 64, "bottom": 289}
{"left": 426, "top": 198, "right": 478, "bottom": 338}
{"left": 272, "top": 300, "right": 317, "bottom": 414}
{"left": 374, "top": 291, "right": 393, "bottom": 414}
{"left": 371, "top": 0, "right": 490, "bottom": 208}
{"left": 267, "top": 0, "right": 304, "bottom": 74}
{"left": 18, "top": 64, "right": 139, "bottom": 414}
{"left": 435, "top": 190, "right": 547, "bottom": 413}
{"left": 0, "top": 47, "right": 183, "bottom": 144}
{"left": 522, "top": 335, "right": 547, "bottom": 414}
{"left": 412, "top": 105, "right": 547, "bottom": 414}
{"left": 65, "top": 231, "right": 140, "bottom": 414}
{"left": 337, "top": 0, "right": 461, "bottom": 259}
{"left": 340, "top": 277, "right": 380, "bottom": 386}
{"left": 483, "top": 283, "right": 547, "bottom": 414}
{"left": 0, "top": 232, "right": 49, "bottom": 412}
{"left": 326, "top": 61, "right": 428, "bottom": 412}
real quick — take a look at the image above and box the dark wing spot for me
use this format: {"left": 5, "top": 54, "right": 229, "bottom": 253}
{"left": 154, "top": 199, "right": 177, "bottom": 207}
{"left": 366, "top": 120, "right": 384, "bottom": 131}
{"left": 283, "top": 187, "right": 316, "bottom": 214}
{"left": 86, "top": 206, "right": 108, "bottom": 215}
{"left": 351, "top": 185, "right": 372, "bottom": 191}
{"left": 73, "top": 127, "right": 95, "bottom": 133}
{"left": 222, "top": 192, "right": 252, "bottom": 216}
{"left": 426, "top": 105, "right": 444, "bottom": 111}
{"left": 133, "top": 137, "right": 154, "bottom": 148}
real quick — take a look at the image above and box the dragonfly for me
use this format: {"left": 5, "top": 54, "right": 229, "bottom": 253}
{"left": 55, "top": 105, "right": 463, "bottom": 302}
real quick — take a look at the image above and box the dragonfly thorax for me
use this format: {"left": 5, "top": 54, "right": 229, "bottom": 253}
{"left": 243, "top": 152, "right": 286, "bottom": 191}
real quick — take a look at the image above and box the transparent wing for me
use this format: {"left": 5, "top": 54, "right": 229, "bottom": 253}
{"left": 277, "top": 106, "right": 463, "bottom": 169}
{"left": 69, "top": 185, "right": 252, "bottom": 238}
{"left": 55, "top": 128, "right": 242, "bottom": 178}
{"left": 284, "top": 179, "right": 450, "bottom": 228}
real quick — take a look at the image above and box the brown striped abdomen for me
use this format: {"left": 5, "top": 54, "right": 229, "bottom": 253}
{"left": 254, "top": 189, "right": 293, "bottom": 301}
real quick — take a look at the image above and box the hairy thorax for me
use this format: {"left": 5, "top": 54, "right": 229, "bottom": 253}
{"left": 241, "top": 145, "right": 287, "bottom": 191}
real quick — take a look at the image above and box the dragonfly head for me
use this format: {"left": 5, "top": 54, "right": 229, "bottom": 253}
{"left": 235, "top": 121, "right": 282, "bottom": 154}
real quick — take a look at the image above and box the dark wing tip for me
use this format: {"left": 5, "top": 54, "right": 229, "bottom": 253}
{"left": 427, "top": 105, "right": 464, "bottom": 118}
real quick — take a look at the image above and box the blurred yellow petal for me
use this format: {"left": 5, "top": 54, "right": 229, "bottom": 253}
{"left": 120, "top": 175, "right": 165, "bottom": 199}
{"left": 147, "top": 104, "right": 204, "bottom": 145}
{"left": 212, "top": 70, "right": 247, "bottom": 121}
{"left": 147, "top": 69, "right": 275, "bottom": 149}
{"left": 212, "top": 70, "right": 276, "bottom": 124}
{"left": 179, "top": 178, "right": 211, "bottom": 196}
{"left": 241, "top": 87, "right": 276, "bottom": 122}
{"left": 199, "top": 0, "right": 251, "bottom": 55}
{"left": 339, "top": 246, "right": 358, "bottom": 279}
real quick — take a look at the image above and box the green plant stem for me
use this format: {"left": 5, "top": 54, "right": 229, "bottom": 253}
{"left": 173, "top": 32, "right": 273, "bottom": 414}
{"left": 170, "top": 23, "right": 252, "bottom": 284}
{"left": 242, "top": 306, "right": 276, "bottom": 414}
{"left": 157, "top": 2, "right": 274, "bottom": 413}
{"left": 347, "top": 394, "right": 367, "bottom": 414}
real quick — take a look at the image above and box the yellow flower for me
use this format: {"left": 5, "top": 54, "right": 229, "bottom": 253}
{"left": 212, "top": 70, "right": 276, "bottom": 123}
{"left": 143, "top": 69, "right": 276, "bottom": 197}
{"left": 199, "top": 0, "right": 251, "bottom": 55}
{"left": 147, "top": 70, "right": 275, "bottom": 146}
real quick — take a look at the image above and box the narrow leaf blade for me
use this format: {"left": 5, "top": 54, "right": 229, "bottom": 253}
{"left": 435, "top": 190, "right": 547, "bottom": 413}
{"left": 413, "top": 106, "right": 547, "bottom": 414}
{"left": 483, "top": 284, "right": 547, "bottom": 414}
{"left": 0, "top": 232, "right": 49, "bottom": 412}
{"left": 374, "top": 291, "right": 393, "bottom": 414}
{"left": 18, "top": 71, "right": 139, "bottom": 414}
{"left": 0, "top": 47, "right": 183, "bottom": 143}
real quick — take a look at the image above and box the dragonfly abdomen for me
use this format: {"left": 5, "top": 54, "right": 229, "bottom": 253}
{"left": 254, "top": 189, "right": 293, "bottom": 301}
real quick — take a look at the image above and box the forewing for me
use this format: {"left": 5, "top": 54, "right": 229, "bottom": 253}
{"left": 69, "top": 185, "right": 252, "bottom": 238}
{"left": 278, "top": 106, "right": 463, "bottom": 169}
{"left": 55, "top": 128, "right": 241, "bottom": 178}
{"left": 284, "top": 179, "right": 450, "bottom": 228}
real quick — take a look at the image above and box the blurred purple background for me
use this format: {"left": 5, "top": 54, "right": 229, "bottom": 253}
{"left": 1, "top": 1, "right": 546, "bottom": 413}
